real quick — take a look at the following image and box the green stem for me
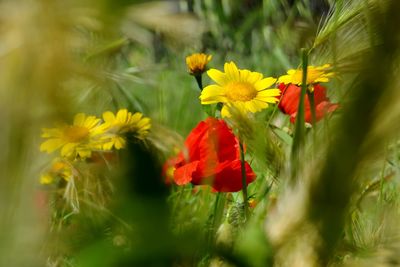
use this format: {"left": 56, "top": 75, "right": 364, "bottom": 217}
{"left": 212, "top": 193, "right": 222, "bottom": 231}
{"left": 239, "top": 140, "right": 248, "bottom": 219}
{"left": 195, "top": 74, "right": 203, "bottom": 91}
{"left": 208, "top": 192, "right": 225, "bottom": 248}
{"left": 291, "top": 49, "right": 309, "bottom": 182}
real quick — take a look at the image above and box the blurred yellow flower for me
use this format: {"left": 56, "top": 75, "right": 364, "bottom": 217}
{"left": 40, "top": 160, "right": 73, "bottom": 185}
{"left": 277, "top": 64, "right": 334, "bottom": 87}
{"left": 186, "top": 53, "right": 212, "bottom": 75}
{"left": 200, "top": 61, "right": 280, "bottom": 117}
{"left": 97, "top": 109, "right": 151, "bottom": 150}
{"left": 40, "top": 113, "right": 102, "bottom": 159}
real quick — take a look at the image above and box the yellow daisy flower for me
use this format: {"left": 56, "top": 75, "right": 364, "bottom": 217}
{"left": 97, "top": 109, "right": 151, "bottom": 150}
{"left": 186, "top": 53, "right": 212, "bottom": 75}
{"left": 40, "top": 159, "right": 73, "bottom": 185}
{"left": 40, "top": 113, "right": 102, "bottom": 159}
{"left": 200, "top": 61, "right": 280, "bottom": 117}
{"left": 277, "top": 64, "right": 334, "bottom": 87}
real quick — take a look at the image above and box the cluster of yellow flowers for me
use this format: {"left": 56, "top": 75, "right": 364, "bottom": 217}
{"left": 39, "top": 109, "right": 151, "bottom": 184}
{"left": 185, "top": 53, "right": 334, "bottom": 118}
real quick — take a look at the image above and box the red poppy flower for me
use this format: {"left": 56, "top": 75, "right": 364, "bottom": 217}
{"left": 277, "top": 83, "right": 338, "bottom": 123}
{"left": 170, "top": 118, "right": 255, "bottom": 192}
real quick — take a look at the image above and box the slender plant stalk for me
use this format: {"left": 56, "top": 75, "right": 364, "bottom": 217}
{"left": 379, "top": 145, "right": 388, "bottom": 203}
{"left": 195, "top": 74, "right": 203, "bottom": 91}
{"left": 212, "top": 192, "right": 225, "bottom": 232}
{"left": 290, "top": 49, "right": 309, "bottom": 182}
{"left": 239, "top": 140, "right": 249, "bottom": 219}
{"left": 208, "top": 192, "right": 225, "bottom": 249}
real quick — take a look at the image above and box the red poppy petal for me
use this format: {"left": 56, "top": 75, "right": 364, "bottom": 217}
{"left": 199, "top": 119, "right": 238, "bottom": 165}
{"left": 315, "top": 101, "right": 339, "bottom": 120}
{"left": 213, "top": 120, "right": 238, "bottom": 161}
{"left": 212, "top": 160, "right": 256, "bottom": 192}
{"left": 174, "top": 161, "right": 199, "bottom": 185}
{"left": 313, "top": 84, "right": 329, "bottom": 104}
{"left": 172, "top": 152, "right": 185, "bottom": 168}
{"left": 184, "top": 120, "right": 210, "bottom": 161}
{"left": 290, "top": 113, "right": 297, "bottom": 123}
{"left": 301, "top": 101, "right": 339, "bottom": 123}
{"left": 279, "top": 84, "right": 305, "bottom": 115}
{"left": 280, "top": 83, "right": 338, "bottom": 124}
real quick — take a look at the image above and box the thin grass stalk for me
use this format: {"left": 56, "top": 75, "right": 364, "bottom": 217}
{"left": 208, "top": 192, "right": 225, "bottom": 248}
{"left": 239, "top": 140, "right": 249, "bottom": 219}
{"left": 213, "top": 192, "right": 225, "bottom": 232}
{"left": 306, "top": 1, "right": 400, "bottom": 264}
{"left": 212, "top": 193, "right": 221, "bottom": 229}
{"left": 379, "top": 145, "right": 388, "bottom": 203}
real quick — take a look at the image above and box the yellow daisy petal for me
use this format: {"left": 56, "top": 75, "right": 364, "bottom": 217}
{"left": 102, "top": 140, "right": 114, "bottom": 151}
{"left": 257, "top": 88, "right": 281, "bottom": 97}
{"left": 254, "top": 77, "right": 277, "bottom": 91}
{"left": 114, "top": 136, "right": 126, "bottom": 150}
{"left": 247, "top": 72, "right": 263, "bottom": 84}
{"left": 246, "top": 100, "right": 268, "bottom": 112}
{"left": 244, "top": 101, "right": 260, "bottom": 113}
{"left": 73, "top": 113, "right": 86, "bottom": 126}
{"left": 224, "top": 62, "right": 239, "bottom": 81}
{"left": 77, "top": 149, "right": 91, "bottom": 159}
{"left": 130, "top": 112, "right": 142, "bottom": 123}
{"left": 277, "top": 74, "right": 292, "bottom": 84}
{"left": 239, "top": 69, "right": 251, "bottom": 82}
{"left": 61, "top": 143, "right": 77, "bottom": 157}
{"left": 41, "top": 128, "right": 62, "bottom": 138}
{"left": 136, "top": 117, "right": 151, "bottom": 129}
{"left": 200, "top": 85, "right": 227, "bottom": 104}
{"left": 116, "top": 109, "right": 129, "bottom": 123}
{"left": 314, "top": 77, "right": 329, "bottom": 83}
{"left": 221, "top": 105, "right": 231, "bottom": 118}
{"left": 207, "top": 69, "right": 227, "bottom": 86}
{"left": 40, "top": 139, "right": 64, "bottom": 153}
{"left": 103, "top": 111, "right": 115, "bottom": 123}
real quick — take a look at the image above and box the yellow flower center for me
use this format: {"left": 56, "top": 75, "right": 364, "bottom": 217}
{"left": 225, "top": 82, "right": 257, "bottom": 102}
{"left": 63, "top": 126, "right": 89, "bottom": 142}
